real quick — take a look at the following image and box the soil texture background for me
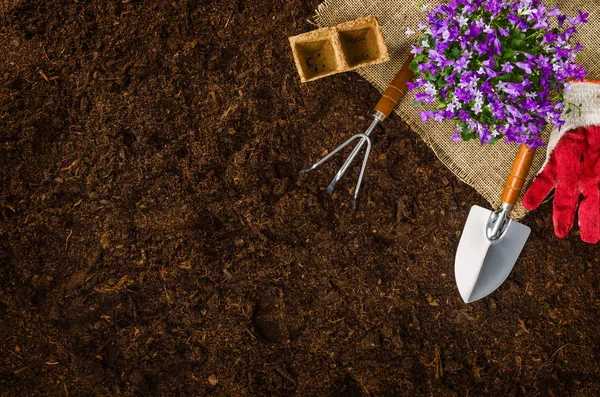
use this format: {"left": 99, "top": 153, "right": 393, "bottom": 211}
{"left": 1, "top": 1, "right": 600, "bottom": 396}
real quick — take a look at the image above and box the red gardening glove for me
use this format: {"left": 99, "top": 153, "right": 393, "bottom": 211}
{"left": 523, "top": 81, "right": 600, "bottom": 244}
{"left": 523, "top": 126, "right": 600, "bottom": 242}
{"left": 523, "top": 81, "right": 600, "bottom": 243}
{"left": 580, "top": 126, "right": 600, "bottom": 242}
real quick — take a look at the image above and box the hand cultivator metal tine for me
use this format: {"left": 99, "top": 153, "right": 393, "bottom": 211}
{"left": 351, "top": 133, "right": 371, "bottom": 210}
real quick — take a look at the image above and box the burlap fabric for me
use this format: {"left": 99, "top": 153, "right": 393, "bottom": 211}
{"left": 314, "top": 0, "right": 600, "bottom": 219}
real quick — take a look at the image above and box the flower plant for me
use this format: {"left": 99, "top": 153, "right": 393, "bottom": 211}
{"left": 407, "top": 0, "right": 588, "bottom": 147}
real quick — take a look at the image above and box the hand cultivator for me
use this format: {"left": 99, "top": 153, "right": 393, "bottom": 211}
{"left": 300, "top": 56, "right": 414, "bottom": 209}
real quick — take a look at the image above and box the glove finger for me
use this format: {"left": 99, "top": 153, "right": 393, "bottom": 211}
{"left": 522, "top": 130, "right": 583, "bottom": 211}
{"left": 522, "top": 170, "right": 556, "bottom": 210}
{"left": 579, "top": 181, "right": 600, "bottom": 244}
{"left": 552, "top": 182, "right": 580, "bottom": 238}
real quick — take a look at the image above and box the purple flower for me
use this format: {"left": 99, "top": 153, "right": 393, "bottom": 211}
{"left": 481, "top": 59, "right": 498, "bottom": 78}
{"left": 472, "top": 93, "right": 484, "bottom": 114}
{"left": 418, "top": 62, "right": 437, "bottom": 74}
{"left": 455, "top": 88, "right": 475, "bottom": 102}
{"left": 533, "top": 18, "right": 549, "bottom": 30}
{"left": 406, "top": 81, "right": 418, "bottom": 91}
{"left": 506, "top": 105, "right": 522, "bottom": 119}
{"left": 569, "top": 10, "right": 589, "bottom": 25}
{"left": 541, "top": 31, "right": 557, "bottom": 45}
{"left": 428, "top": 49, "right": 444, "bottom": 63}
{"left": 504, "top": 82, "right": 524, "bottom": 97}
{"left": 501, "top": 62, "right": 514, "bottom": 73}
{"left": 474, "top": 41, "right": 488, "bottom": 56}
{"left": 493, "top": 38, "right": 502, "bottom": 54}
{"left": 516, "top": 61, "right": 532, "bottom": 74}
{"left": 480, "top": 80, "right": 494, "bottom": 95}
{"left": 535, "top": 54, "right": 551, "bottom": 69}
{"left": 517, "top": 20, "right": 529, "bottom": 30}
{"left": 465, "top": 22, "right": 483, "bottom": 37}
{"left": 454, "top": 56, "right": 469, "bottom": 72}
{"left": 490, "top": 100, "right": 506, "bottom": 120}
{"left": 479, "top": 127, "right": 493, "bottom": 144}
{"left": 507, "top": 13, "right": 521, "bottom": 26}
{"left": 415, "top": 92, "right": 434, "bottom": 104}
{"left": 547, "top": 7, "right": 561, "bottom": 17}
{"left": 433, "top": 110, "right": 445, "bottom": 122}
{"left": 410, "top": 45, "right": 423, "bottom": 55}
{"left": 445, "top": 73, "right": 457, "bottom": 85}
{"left": 451, "top": 128, "right": 462, "bottom": 142}
{"left": 420, "top": 110, "right": 435, "bottom": 122}
{"left": 457, "top": 110, "right": 470, "bottom": 122}
{"left": 446, "top": 97, "right": 460, "bottom": 112}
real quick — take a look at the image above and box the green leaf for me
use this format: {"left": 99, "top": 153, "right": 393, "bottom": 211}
{"left": 502, "top": 49, "right": 516, "bottom": 61}
{"left": 410, "top": 59, "right": 420, "bottom": 73}
{"left": 451, "top": 46, "right": 461, "bottom": 59}
{"left": 511, "top": 38, "right": 524, "bottom": 48}
{"left": 460, "top": 126, "right": 476, "bottom": 141}
{"left": 510, "top": 29, "right": 526, "bottom": 39}
{"left": 436, "top": 75, "right": 448, "bottom": 88}
{"left": 480, "top": 110, "right": 493, "bottom": 125}
{"left": 508, "top": 72, "right": 523, "bottom": 83}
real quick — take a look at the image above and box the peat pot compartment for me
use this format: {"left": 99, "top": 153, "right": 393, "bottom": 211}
{"left": 295, "top": 39, "right": 339, "bottom": 81}
{"left": 338, "top": 27, "right": 380, "bottom": 68}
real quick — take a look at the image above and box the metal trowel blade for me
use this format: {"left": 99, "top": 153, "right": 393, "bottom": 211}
{"left": 455, "top": 205, "right": 531, "bottom": 303}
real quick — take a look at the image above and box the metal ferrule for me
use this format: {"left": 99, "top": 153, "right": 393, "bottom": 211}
{"left": 373, "top": 110, "right": 386, "bottom": 123}
{"left": 486, "top": 202, "right": 513, "bottom": 241}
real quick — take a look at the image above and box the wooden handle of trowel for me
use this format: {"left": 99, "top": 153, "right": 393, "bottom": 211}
{"left": 374, "top": 55, "right": 415, "bottom": 118}
{"left": 501, "top": 144, "right": 537, "bottom": 205}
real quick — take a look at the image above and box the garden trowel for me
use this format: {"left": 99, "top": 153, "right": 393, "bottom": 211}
{"left": 455, "top": 144, "right": 536, "bottom": 303}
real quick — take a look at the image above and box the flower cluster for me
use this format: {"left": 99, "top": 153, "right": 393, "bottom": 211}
{"left": 407, "top": 0, "right": 588, "bottom": 147}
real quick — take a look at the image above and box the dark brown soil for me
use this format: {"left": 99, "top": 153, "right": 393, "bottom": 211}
{"left": 1, "top": 1, "right": 600, "bottom": 396}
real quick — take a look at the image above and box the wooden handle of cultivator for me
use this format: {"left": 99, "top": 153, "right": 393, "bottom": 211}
{"left": 374, "top": 55, "right": 415, "bottom": 118}
{"left": 501, "top": 144, "right": 537, "bottom": 206}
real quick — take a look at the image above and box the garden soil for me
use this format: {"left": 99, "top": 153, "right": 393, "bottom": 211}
{"left": 1, "top": 1, "right": 600, "bottom": 396}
